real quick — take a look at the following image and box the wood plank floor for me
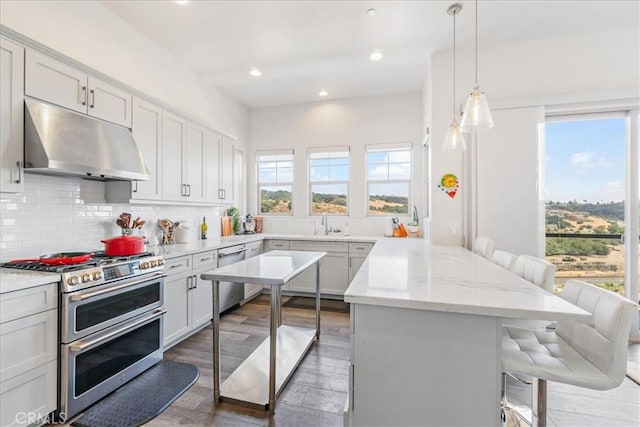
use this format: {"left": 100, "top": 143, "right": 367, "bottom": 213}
{"left": 145, "top": 294, "right": 350, "bottom": 427}
{"left": 146, "top": 294, "right": 639, "bottom": 427}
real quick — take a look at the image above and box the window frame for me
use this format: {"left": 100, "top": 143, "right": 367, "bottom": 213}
{"left": 256, "top": 149, "right": 294, "bottom": 216}
{"left": 308, "top": 147, "right": 350, "bottom": 216}
{"left": 365, "top": 143, "right": 412, "bottom": 217}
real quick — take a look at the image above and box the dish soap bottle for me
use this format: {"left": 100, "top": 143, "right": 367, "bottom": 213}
{"left": 201, "top": 216, "right": 208, "bottom": 240}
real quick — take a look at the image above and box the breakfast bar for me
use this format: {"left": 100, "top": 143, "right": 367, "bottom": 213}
{"left": 344, "top": 239, "right": 592, "bottom": 427}
{"left": 200, "top": 250, "right": 326, "bottom": 413}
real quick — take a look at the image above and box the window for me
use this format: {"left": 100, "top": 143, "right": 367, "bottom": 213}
{"left": 257, "top": 150, "right": 293, "bottom": 215}
{"left": 366, "top": 143, "right": 411, "bottom": 216}
{"left": 309, "top": 148, "right": 349, "bottom": 215}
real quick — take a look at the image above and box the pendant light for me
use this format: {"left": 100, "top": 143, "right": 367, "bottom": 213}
{"left": 460, "top": 0, "right": 494, "bottom": 132}
{"left": 442, "top": 4, "right": 466, "bottom": 152}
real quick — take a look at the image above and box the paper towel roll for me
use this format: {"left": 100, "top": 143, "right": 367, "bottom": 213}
{"left": 384, "top": 218, "right": 394, "bottom": 237}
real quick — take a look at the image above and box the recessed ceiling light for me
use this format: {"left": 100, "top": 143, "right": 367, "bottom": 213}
{"left": 249, "top": 67, "right": 262, "bottom": 77}
{"left": 318, "top": 90, "right": 329, "bottom": 97}
{"left": 367, "top": 8, "right": 376, "bottom": 16}
{"left": 174, "top": 0, "right": 191, "bottom": 5}
{"left": 369, "top": 50, "right": 383, "bottom": 61}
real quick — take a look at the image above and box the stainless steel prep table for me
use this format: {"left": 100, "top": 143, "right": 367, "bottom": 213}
{"left": 200, "top": 250, "right": 326, "bottom": 413}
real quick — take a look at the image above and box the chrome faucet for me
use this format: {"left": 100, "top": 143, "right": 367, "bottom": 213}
{"left": 321, "top": 213, "right": 330, "bottom": 235}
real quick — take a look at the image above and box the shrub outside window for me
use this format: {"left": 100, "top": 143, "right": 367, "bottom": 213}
{"left": 366, "top": 143, "right": 412, "bottom": 216}
{"left": 257, "top": 150, "right": 293, "bottom": 215}
{"left": 309, "top": 148, "right": 349, "bottom": 215}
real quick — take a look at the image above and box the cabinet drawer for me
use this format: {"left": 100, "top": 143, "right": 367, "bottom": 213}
{"left": 164, "top": 256, "right": 190, "bottom": 277}
{"left": 0, "top": 359, "right": 57, "bottom": 427}
{"left": 0, "top": 283, "right": 57, "bottom": 324}
{"left": 349, "top": 242, "right": 374, "bottom": 255}
{"left": 291, "top": 241, "right": 348, "bottom": 253}
{"left": 0, "top": 309, "right": 57, "bottom": 382}
{"left": 267, "top": 240, "right": 290, "bottom": 250}
{"left": 192, "top": 250, "right": 217, "bottom": 270}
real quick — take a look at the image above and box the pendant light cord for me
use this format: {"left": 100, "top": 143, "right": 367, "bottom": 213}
{"left": 453, "top": 10, "right": 456, "bottom": 119}
{"left": 474, "top": 0, "right": 478, "bottom": 85}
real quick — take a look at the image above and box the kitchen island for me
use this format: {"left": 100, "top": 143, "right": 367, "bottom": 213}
{"left": 201, "top": 250, "right": 326, "bottom": 414}
{"left": 344, "top": 238, "right": 591, "bottom": 427}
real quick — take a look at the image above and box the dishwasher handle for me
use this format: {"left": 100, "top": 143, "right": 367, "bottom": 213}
{"left": 218, "top": 248, "right": 247, "bottom": 258}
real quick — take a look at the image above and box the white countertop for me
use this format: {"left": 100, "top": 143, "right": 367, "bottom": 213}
{"left": 0, "top": 269, "right": 60, "bottom": 294}
{"left": 344, "top": 238, "right": 591, "bottom": 321}
{"left": 200, "top": 250, "right": 326, "bottom": 286}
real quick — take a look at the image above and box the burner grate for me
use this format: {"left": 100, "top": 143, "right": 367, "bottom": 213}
{"left": 1, "top": 252, "right": 156, "bottom": 273}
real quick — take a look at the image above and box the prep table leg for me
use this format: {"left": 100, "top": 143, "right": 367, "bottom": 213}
{"left": 268, "top": 286, "right": 280, "bottom": 413}
{"left": 315, "top": 261, "right": 320, "bottom": 340}
{"left": 212, "top": 280, "right": 221, "bottom": 402}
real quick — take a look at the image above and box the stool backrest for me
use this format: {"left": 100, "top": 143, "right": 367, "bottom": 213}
{"left": 491, "top": 249, "right": 516, "bottom": 270}
{"left": 473, "top": 236, "right": 495, "bottom": 260}
{"left": 511, "top": 255, "right": 556, "bottom": 293}
{"left": 557, "top": 279, "right": 637, "bottom": 389}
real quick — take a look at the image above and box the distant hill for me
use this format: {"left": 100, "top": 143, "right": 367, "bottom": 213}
{"left": 546, "top": 201, "right": 623, "bottom": 221}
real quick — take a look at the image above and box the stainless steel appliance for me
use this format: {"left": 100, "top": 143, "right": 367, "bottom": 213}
{"left": 2, "top": 252, "right": 166, "bottom": 419}
{"left": 217, "top": 245, "right": 246, "bottom": 312}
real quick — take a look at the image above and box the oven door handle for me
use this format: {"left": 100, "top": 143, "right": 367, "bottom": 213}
{"left": 69, "top": 308, "right": 167, "bottom": 353}
{"left": 70, "top": 272, "right": 167, "bottom": 302}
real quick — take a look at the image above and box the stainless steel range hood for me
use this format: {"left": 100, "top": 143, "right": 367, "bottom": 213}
{"left": 24, "top": 98, "right": 150, "bottom": 181}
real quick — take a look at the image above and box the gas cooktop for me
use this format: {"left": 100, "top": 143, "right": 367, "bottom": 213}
{"left": 1, "top": 251, "right": 156, "bottom": 273}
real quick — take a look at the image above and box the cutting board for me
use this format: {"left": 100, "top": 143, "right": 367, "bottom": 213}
{"left": 221, "top": 216, "right": 233, "bottom": 236}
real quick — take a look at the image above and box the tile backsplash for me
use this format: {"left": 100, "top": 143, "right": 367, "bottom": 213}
{"left": 0, "top": 174, "right": 224, "bottom": 261}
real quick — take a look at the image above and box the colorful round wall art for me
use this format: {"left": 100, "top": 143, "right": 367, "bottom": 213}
{"left": 438, "top": 173, "right": 459, "bottom": 199}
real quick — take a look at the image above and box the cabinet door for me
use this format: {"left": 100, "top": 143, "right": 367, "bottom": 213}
{"left": 161, "top": 112, "right": 186, "bottom": 202}
{"left": 244, "top": 241, "right": 263, "bottom": 299}
{"left": 204, "top": 130, "right": 222, "bottom": 203}
{"left": 185, "top": 122, "right": 205, "bottom": 202}
{"left": 349, "top": 256, "right": 367, "bottom": 284}
{"left": 87, "top": 77, "right": 132, "bottom": 127}
{"left": 190, "top": 271, "right": 213, "bottom": 330}
{"left": 130, "top": 98, "right": 162, "bottom": 200}
{"left": 0, "top": 360, "right": 56, "bottom": 427}
{"left": 290, "top": 253, "right": 349, "bottom": 295}
{"left": 163, "top": 274, "right": 190, "bottom": 348}
{"left": 219, "top": 136, "right": 234, "bottom": 203}
{"left": 25, "top": 49, "right": 87, "bottom": 113}
{"left": 0, "top": 38, "right": 24, "bottom": 193}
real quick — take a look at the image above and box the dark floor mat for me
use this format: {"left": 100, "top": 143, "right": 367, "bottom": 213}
{"left": 282, "top": 296, "right": 349, "bottom": 313}
{"left": 71, "top": 360, "right": 199, "bottom": 427}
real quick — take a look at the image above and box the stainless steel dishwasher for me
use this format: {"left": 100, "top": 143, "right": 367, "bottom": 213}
{"left": 217, "top": 244, "right": 246, "bottom": 313}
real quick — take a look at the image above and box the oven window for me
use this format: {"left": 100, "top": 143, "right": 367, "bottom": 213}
{"left": 76, "top": 283, "right": 160, "bottom": 332}
{"left": 75, "top": 319, "right": 160, "bottom": 397}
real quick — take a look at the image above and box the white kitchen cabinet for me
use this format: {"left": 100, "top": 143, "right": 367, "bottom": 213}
{"left": 189, "top": 250, "right": 216, "bottom": 329}
{"left": 348, "top": 242, "right": 373, "bottom": 284}
{"left": 163, "top": 250, "right": 216, "bottom": 349}
{"left": 265, "top": 240, "right": 290, "bottom": 251}
{"left": 0, "top": 282, "right": 58, "bottom": 427}
{"left": 204, "top": 131, "right": 235, "bottom": 204}
{"left": 106, "top": 97, "right": 163, "bottom": 202}
{"left": 25, "top": 50, "right": 132, "bottom": 127}
{"left": 162, "top": 256, "right": 191, "bottom": 347}
{"left": 0, "top": 37, "right": 24, "bottom": 194}
{"left": 184, "top": 122, "right": 206, "bottom": 202}
{"left": 244, "top": 240, "right": 263, "bottom": 300}
{"left": 289, "top": 241, "right": 349, "bottom": 295}
{"left": 219, "top": 135, "right": 235, "bottom": 204}
{"left": 161, "top": 111, "right": 187, "bottom": 202}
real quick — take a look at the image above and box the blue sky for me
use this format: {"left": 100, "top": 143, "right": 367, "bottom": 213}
{"left": 545, "top": 117, "right": 625, "bottom": 203}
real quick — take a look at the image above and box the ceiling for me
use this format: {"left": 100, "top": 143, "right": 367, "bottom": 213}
{"left": 101, "top": 0, "right": 639, "bottom": 109}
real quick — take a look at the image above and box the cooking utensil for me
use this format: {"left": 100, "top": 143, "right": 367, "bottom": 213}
{"left": 8, "top": 252, "right": 94, "bottom": 265}
{"left": 101, "top": 235, "right": 145, "bottom": 256}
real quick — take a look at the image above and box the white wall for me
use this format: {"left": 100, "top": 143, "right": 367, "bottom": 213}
{"left": 427, "top": 28, "right": 640, "bottom": 248}
{"left": 0, "top": 0, "right": 248, "bottom": 142}
{"left": 247, "top": 92, "right": 424, "bottom": 236}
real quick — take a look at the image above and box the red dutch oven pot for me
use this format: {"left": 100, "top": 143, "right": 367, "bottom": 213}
{"left": 101, "top": 235, "right": 145, "bottom": 256}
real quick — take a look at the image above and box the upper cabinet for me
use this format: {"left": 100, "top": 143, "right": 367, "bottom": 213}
{"left": 220, "top": 135, "right": 235, "bottom": 204}
{"left": 25, "top": 50, "right": 132, "bottom": 127}
{"left": 204, "top": 131, "right": 236, "bottom": 205}
{"left": 184, "top": 122, "right": 205, "bottom": 203}
{"left": 161, "top": 112, "right": 187, "bottom": 202}
{"left": 0, "top": 37, "right": 25, "bottom": 194}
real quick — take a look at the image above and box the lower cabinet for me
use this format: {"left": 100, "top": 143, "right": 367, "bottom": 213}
{"left": 0, "top": 283, "right": 58, "bottom": 427}
{"left": 163, "top": 250, "right": 217, "bottom": 349}
{"left": 289, "top": 241, "right": 349, "bottom": 295}
{"left": 348, "top": 242, "right": 373, "bottom": 284}
{"left": 244, "top": 240, "right": 263, "bottom": 300}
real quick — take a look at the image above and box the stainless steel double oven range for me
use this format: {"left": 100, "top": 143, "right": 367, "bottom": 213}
{"left": 4, "top": 252, "right": 166, "bottom": 420}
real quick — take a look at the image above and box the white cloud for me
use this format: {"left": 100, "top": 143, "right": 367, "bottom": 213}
{"left": 598, "top": 181, "right": 624, "bottom": 202}
{"left": 570, "top": 151, "right": 615, "bottom": 173}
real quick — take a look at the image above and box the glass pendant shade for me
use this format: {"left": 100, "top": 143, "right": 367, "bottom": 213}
{"left": 442, "top": 119, "right": 466, "bottom": 152}
{"left": 460, "top": 84, "right": 494, "bottom": 132}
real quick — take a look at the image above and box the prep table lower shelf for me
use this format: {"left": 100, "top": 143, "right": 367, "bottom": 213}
{"left": 220, "top": 325, "right": 316, "bottom": 410}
